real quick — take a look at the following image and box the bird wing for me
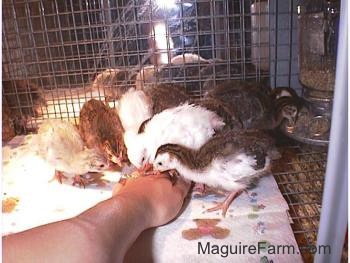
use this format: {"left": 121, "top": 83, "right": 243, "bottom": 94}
{"left": 195, "top": 129, "right": 273, "bottom": 175}
{"left": 147, "top": 104, "right": 224, "bottom": 157}
{"left": 205, "top": 80, "right": 273, "bottom": 129}
{"left": 145, "top": 84, "right": 190, "bottom": 114}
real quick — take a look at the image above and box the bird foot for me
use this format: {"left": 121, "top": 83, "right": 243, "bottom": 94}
{"left": 49, "top": 170, "right": 67, "bottom": 184}
{"left": 138, "top": 163, "right": 154, "bottom": 176}
{"left": 206, "top": 189, "right": 244, "bottom": 217}
{"left": 149, "top": 169, "right": 178, "bottom": 185}
{"left": 72, "top": 175, "right": 86, "bottom": 188}
{"left": 83, "top": 173, "right": 108, "bottom": 187}
{"left": 167, "top": 170, "right": 179, "bottom": 186}
{"left": 193, "top": 183, "right": 206, "bottom": 195}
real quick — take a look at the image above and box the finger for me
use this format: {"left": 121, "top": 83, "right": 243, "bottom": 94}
{"left": 112, "top": 182, "right": 124, "bottom": 195}
{"left": 173, "top": 177, "right": 191, "bottom": 198}
{"left": 151, "top": 171, "right": 191, "bottom": 195}
{"left": 152, "top": 172, "right": 171, "bottom": 181}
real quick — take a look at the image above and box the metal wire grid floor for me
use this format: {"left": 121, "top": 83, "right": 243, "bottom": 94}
{"left": 272, "top": 144, "right": 327, "bottom": 263}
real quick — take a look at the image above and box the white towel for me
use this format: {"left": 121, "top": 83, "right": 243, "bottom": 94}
{"left": 2, "top": 135, "right": 302, "bottom": 262}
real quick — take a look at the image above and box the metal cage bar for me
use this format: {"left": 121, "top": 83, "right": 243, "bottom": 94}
{"left": 314, "top": 0, "right": 348, "bottom": 262}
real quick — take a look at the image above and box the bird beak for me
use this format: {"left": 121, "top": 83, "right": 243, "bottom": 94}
{"left": 110, "top": 156, "right": 122, "bottom": 167}
{"left": 103, "top": 141, "right": 122, "bottom": 166}
{"left": 143, "top": 163, "right": 154, "bottom": 173}
{"left": 137, "top": 163, "right": 154, "bottom": 175}
{"left": 109, "top": 154, "right": 121, "bottom": 165}
{"left": 290, "top": 116, "right": 298, "bottom": 126}
{"left": 287, "top": 118, "right": 293, "bottom": 126}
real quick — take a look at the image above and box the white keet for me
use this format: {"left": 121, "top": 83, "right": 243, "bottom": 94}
{"left": 117, "top": 89, "right": 153, "bottom": 134}
{"left": 123, "top": 131, "right": 147, "bottom": 168}
{"left": 126, "top": 103, "right": 225, "bottom": 168}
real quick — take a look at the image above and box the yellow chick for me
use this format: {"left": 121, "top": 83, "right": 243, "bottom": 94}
{"left": 35, "top": 119, "right": 108, "bottom": 187}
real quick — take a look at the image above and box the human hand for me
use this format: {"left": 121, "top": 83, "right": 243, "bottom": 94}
{"left": 113, "top": 173, "right": 191, "bottom": 228}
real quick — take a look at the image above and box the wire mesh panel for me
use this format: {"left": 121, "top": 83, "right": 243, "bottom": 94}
{"left": 3, "top": 0, "right": 300, "bottom": 131}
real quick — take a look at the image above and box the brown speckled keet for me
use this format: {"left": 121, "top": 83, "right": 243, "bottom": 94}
{"left": 144, "top": 83, "right": 190, "bottom": 114}
{"left": 156, "top": 129, "right": 275, "bottom": 171}
{"left": 79, "top": 99, "right": 128, "bottom": 167}
{"left": 204, "top": 80, "right": 303, "bottom": 131}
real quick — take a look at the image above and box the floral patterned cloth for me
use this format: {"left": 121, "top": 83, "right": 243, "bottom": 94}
{"left": 125, "top": 176, "right": 302, "bottom": 263}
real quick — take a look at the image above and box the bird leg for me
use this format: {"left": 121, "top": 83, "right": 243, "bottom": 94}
{"left": 207, "top": 189, "right": 244, "bottom": 217}
{"left": 72, "top": 175, "right": 86, "bottom": 188}
{"left": 49, "top": 170, "right": 68, "bottom": 184}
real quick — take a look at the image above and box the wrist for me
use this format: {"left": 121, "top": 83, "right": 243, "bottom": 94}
{"left": 113, "top": 192, "right": 154, "bottom": 229}
{"left": 74, "top": 195, "right": 152, "bottom": 262}
{"left": 77, "top": 195, "right": 151, "bottom": 234}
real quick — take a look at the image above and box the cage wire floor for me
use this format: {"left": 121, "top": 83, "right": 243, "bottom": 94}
{"left": 271, "top": 140, "right": 346, "bottom": 263}
{"left": 273, "top": 144, "right": 325, "bottom": 263}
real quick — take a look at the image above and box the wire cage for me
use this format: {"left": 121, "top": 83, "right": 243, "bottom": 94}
{"left": 2, "top": 0, "right": 347, "bottom": 262}
{"left": 3, "top": 0, "right": 299, "bottom": 130}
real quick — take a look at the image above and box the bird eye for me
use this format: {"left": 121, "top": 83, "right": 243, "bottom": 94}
{"left": 100, "top": 164, "right": 105, "bottom": 168}
{"left": 141, "top": 157, "right": 145, "bottom": 162}
{"left": 158, "top": 162, "right": 163, "bottom": 166}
